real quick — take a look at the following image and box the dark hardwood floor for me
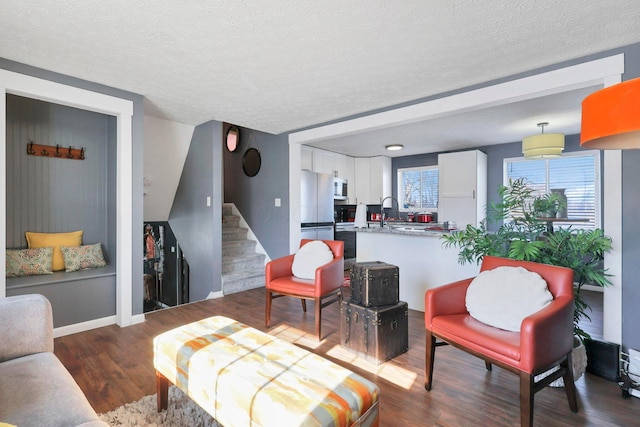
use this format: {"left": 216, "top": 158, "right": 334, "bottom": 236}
{"left": 55, "top": 287, "right": 638, "bottom": 426}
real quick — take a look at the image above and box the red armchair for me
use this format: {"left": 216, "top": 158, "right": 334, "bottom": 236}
{"left": 265, "top": 239, "right": 344, "bottom": 340}
{"left": 424, "top": 256, "right": 578, "bottom": 427}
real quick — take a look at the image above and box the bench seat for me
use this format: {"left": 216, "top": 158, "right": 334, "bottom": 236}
{"left": 154, "top": 315, "right": 379, "bottom": 427}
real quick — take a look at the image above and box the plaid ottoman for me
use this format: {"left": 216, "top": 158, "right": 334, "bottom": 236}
{"left": 154, "top": 316, "right": 379, "bottom": 426}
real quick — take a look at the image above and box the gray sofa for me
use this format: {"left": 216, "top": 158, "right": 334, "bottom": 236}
{"left": 0, "top": 294, "right": 108, "bottom": 427}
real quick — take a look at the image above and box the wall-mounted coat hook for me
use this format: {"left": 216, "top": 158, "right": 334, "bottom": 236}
{"left": 26, "top": 141, "right": 86, "bottom": 160}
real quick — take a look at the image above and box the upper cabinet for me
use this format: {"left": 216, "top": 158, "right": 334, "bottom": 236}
{"left": 355, "top": 156, "right": 391, "bottom": 206}
{"left": 301, "top": 147, "right": 356, "bottom": 201}
{"left": 438, "top": 150, "right": 487, "bottom": 228}
{"left": 300, "top": 147, "right": 391, "bottom": 205}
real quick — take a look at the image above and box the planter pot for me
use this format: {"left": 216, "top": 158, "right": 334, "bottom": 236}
{"left": 535, "top": 340, "right": 587, "bottom": 387}
{"left": 551, "top": 188, "right": 568, "bottom": 218}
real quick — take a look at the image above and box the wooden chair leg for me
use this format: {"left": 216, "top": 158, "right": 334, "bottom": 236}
{"left": 485, "top": 361, "right": 492, "bottom": 371}
{"left": 265, "top": 290, "right": 272, "bottom": 328}
{"left": 562, "top": 352, "right": 579, "bottom": 412}
{"left": 301, "top": 299, "right": 307, "bottom": 312}
{"left": 315, "top": 297, "right": 322, "bottom": 340}
{"left": 156, "top": 371, "right": 169, "bottom": 412}
{"left": 425, "top": 331, "right": 436, "bottom": 391}
{"left": 519, "top": 371, "right": 534, "bottom": 427}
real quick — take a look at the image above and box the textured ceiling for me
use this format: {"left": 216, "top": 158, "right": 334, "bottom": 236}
{"left": 2, "top": 1, "right": 640, "bottom": 156}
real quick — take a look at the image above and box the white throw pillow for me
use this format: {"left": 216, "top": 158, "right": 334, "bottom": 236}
{"left": 465, "top": 266, "right": 553, "bottom": 332}
{"left": 292, "top": 240, "right": 335, "bottom": 280}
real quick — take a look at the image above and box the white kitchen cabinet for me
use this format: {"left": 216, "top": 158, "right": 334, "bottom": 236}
{"left": 354, "top": 156, "right": 391, "bottom": 205}
{"left": 438, "top": 150, "right": 487, "bottom": 228}
{"left": 312, "top": 148, "right": 333, "bottom": 175}
{"left": 371, "top": 156, "right": 392, "bottom": 207}
{"left": 333, "top": 153, "right": 355, "bottom": 201}
{"left": 354, "top": 157, "right": 371, "bottom": 204}
{"left": 300, "top": 146, "right": 358, "bottom": 203}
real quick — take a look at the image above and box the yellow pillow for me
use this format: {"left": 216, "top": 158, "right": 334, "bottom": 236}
{"left": 26, "top": 230, "right": 83, "bottom": 271}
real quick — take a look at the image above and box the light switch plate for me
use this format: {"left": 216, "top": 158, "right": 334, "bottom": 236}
{"left": 275, "top": 198, "right": 281, "bottom": 207}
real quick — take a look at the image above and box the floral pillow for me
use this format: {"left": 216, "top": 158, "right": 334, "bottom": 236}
{"left": 6, "top": 247, "right": 54, "bottom": 277}
{"left": 60, "top": 243, "right": 107, "bottom": 272}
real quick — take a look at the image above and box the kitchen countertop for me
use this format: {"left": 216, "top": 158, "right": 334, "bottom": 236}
{"left": 356, "top": 222, "right": 453, "bottom": 237}
{"left": 356, "top": 227, "right": 478, "bottom": 311}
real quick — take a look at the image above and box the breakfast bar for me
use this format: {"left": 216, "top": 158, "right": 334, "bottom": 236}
{"left": 356, "top": 225, "right": 479, "bottom": 312}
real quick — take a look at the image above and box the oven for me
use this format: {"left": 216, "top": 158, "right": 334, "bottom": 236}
{"left": 334, "top": 222, "right": 356, "bottom": 260}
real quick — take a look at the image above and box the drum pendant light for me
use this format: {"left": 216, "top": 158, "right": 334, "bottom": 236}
{"left": 522, "top": 122, "right": 564, "bottom": 159}
{"left": 581, "top": 77, "right": 640, "bottom": 149}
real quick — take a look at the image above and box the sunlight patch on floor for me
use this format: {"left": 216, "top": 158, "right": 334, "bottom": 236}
{"left": 268, "top": 324, "right": 324, "bottom": 350}
{"left": 326, "top": 345, "right": 417, "bottom": 390}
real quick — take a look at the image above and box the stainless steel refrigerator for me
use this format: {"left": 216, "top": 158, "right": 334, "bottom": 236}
{"left": 300, "top": 171, "right": 334, "bottom": 240}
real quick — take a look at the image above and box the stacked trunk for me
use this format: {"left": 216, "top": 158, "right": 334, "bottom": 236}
{"left": 340, "top": 261, "right": 408, "bottom": 364}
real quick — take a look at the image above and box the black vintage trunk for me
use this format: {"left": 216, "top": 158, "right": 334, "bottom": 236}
{"left": 349, "top": 261, "right": 399, "bottom": 307}
{"left": 340, "top": 300, "right": 409, "bottom": 364}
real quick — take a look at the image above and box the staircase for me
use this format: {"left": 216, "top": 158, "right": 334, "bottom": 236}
{"left": 222, "top": 204, "right": 266, "bottom": 294}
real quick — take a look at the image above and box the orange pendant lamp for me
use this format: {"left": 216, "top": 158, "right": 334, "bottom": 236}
{"left": 581, "top": 77, "right": 640, "bottom": 149}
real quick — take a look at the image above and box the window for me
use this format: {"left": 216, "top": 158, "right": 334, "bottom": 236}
{"left": 397, "top": 166, "right": 438, "bottom": 212}
{"left": 503, "top": 151, "right": 600, "bottom": 229}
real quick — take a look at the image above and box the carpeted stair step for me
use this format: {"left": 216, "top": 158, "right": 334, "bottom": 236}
{"left": 222, "top": 239, "right": 257, "bottom": 256}
{"left": 222, "top": 215, "right": 240, "bottom": 228}
{"left": 222, "top": 227, "right": 248, "bottom": 241}
{"left": 222, "top": 269, "right": 265, "bottom": 295}
{"left": 222, "top": 253, "right": 265, "bottom": 274}
{"left": 221, "top": 204, "right": 267, "bottom": 294}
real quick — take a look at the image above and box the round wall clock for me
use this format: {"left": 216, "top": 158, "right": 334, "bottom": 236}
{"left": 242, "top": 148, "right": 261, "bottom": 177}
{"left": 225, "top": 125, "right": 240, "bottom": 152}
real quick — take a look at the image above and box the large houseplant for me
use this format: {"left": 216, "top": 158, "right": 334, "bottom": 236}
{"left": 441, "top": 177, "right": 613, "bottom": 343}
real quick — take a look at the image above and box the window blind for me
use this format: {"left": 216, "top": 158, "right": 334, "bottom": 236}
{"left": 505, "top": 152, "right": 600, "bottom": 229}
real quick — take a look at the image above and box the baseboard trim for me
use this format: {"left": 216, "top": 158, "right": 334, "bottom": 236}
{"left": 54, "top": 315, "right": 117, "bottom": 338}
{"left": 53, "top": 312, "right": 147, "bottom": 338}
{"left": 207, "top": 291, "right": 224, "bottom": 300}
{"left": 131, "top": 313, "right": 146, "bottom": 325}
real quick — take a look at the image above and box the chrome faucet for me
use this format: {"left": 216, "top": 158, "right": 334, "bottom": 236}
{"left": 380, "top": 196, "right": 399, "bottom": 227}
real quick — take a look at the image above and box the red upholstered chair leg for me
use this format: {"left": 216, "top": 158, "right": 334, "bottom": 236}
{"left": 315, "top": 297, "right": 322, "bottom": 340}
{"left": 562, "top": 352, "right": 579, "bottom": 412}
{"left": 425, "top": 331, "right": 436, "bottom": 391}
{"left": 520, "top": 372, "right": 534, "bottom": 427}
{"left": 265, "top": 291, "right": 272, "bottom": 328}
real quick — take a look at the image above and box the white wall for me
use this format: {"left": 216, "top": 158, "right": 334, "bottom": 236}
{"left": 143, "top": 116, "right": 194, "bottom": 221}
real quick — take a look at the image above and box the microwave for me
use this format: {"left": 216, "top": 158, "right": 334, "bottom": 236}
{"left": 333, "top": 178, "right": 348, "bottom": 200}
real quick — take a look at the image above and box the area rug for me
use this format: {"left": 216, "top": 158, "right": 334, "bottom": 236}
{"left": 99, "top": 386, "right": 221, "bottom": 426}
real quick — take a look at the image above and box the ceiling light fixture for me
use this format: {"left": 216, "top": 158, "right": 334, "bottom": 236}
{"left": 385, "top": 144, "right": 404, "bottom": 151}
{"left": 522, "top": 122, "right": 564, "bottom": 159}
{"left": 581, "top": 77, "right": 640, "bottom": 149}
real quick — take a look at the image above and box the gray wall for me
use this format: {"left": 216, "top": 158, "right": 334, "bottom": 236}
{"left": 169, "top": 120, "right": 223, "bottom": 300}
{"left": 223, "top": 126, "right": 290, "bottom": 259}
{"left": 1, "top": 57, "right": 145, "bottom": 317}
{"left": 620, "top": 44, "right": 640, "bottom": 351}
{"left": 6, "top": 94, "right": 115, "bottom": 257}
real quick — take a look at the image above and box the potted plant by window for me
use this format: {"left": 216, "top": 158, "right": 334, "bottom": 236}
{"left": 441, "top": 178, "right": 612, "bottom": 385}
{"left": 532, "top": 190, "right": 566, "bottom": 219}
